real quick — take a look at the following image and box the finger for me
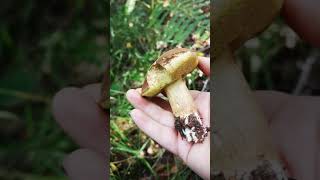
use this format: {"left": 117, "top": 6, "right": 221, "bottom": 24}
{"left": 186, "top": 136, "right": 210, "bottom": 179}
{"left": 63, "top": 149, "right": 106, "bottom": 180}
{"left": 126, "top": 89, "right": 175, "bottom": 127}
{"left": 151, "top": 91, "right": 209, "bottom": 126}
{"left": 177, "top": 133, "right": 192, "bottom": 163}
{"left": 254, "top": 90, "right": 290, "bottom": 122}
{"left": 130, "top": 109, "right": 178, "bottom": 154}
{"left": 81, "top": 83, "right": 102, "bottom": 103}
{"left": 198, "top": 57, "right": 210, "bottom": 76}
{"left": 282, "top": 0, "right": 320, "bottom": 47}
{"left": 134, "top": 89, "right": 171, "bottom": 111}
{"left": 148, "top": 96, "right": 171, "bottom": 112}
{"left": 189, "top": 90, "right": 202, "bottom": 99}
{"left": 137, "top": 88, "right": 201, "bottom": 99}
{"left": 52, "top": 87, "right": 107, "bottom": 154}
{"left": 128, "top": 89, "right": 203, "bottom": 127}
{"left": 194, "top": 92, "right": 210, "bottom": 127}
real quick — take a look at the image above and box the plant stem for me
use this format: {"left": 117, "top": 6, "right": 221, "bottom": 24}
{"left": 0, "top": 88, "right": 50, "bottom": 104}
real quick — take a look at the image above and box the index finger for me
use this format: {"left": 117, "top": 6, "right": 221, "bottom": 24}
{"left": 52, "top": 85, "right": 107, "bottom": 155}
{"left": 198, "top": 56, "right": 210, "bottom": 76}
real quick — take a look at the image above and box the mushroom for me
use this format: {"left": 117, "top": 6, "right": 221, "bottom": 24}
{"left": 212, "top": 0, "right": 288, "bottom": 179}
{"left": 141, "top": 48, "right": 210, "bottom": 143}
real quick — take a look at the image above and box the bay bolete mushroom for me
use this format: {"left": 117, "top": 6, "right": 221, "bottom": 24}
{"left": 141, "top": 48, "right": 210, "bottom": 143}
{"left": 212, "top": 0, "right": 288, "bottom": 179}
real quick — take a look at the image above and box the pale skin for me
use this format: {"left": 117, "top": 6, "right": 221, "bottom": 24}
{"left": 52, "top": 0, "right": 320, "bottom": 179}
{"left": 126, "top": 56, "right": 210, "bottom": 179}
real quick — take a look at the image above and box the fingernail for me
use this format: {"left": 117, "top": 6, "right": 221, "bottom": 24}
{"left": 129, "top": 109, "right": 135, "bottom": 117}
{"left": 129, "top": 109, "right": 139, "bottom": 122}
{"left": 126, "top": 89, "right": 136, "bottom": 99}
{"left": 136, "top": 88, "right": 142, "bottom": 94}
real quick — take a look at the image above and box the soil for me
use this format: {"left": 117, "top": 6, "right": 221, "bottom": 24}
{"left": 174, "top": 113, "right": 209, "bottom": 143}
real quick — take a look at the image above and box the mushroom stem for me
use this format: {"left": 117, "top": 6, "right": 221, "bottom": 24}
{"left": 165, "top": 78, "right": 209, "bottom": 143}
{"left": 165, "top": 79, "right": 197, "bottom": 117}
{"left": 212, "top": 49, "right": 287, "bottom": 179}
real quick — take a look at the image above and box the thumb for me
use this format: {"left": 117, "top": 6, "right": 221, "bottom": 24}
{"left": 198, "top": 57, "right": 210, "bottom": 76}
{"left": 63, "top": 149, "right": 107, "bottom": 180}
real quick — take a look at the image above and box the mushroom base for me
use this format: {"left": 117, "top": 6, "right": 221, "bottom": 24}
{"left": 174, "top": 113, "right": 209, "bottom": 143}
{"left": 213, "top": 160, "right": 289, "bottom": 180}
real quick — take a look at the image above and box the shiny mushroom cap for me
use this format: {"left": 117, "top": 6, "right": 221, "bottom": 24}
{"left": 141, "top": 48, "right": 198, "bottom": 97}
{"left": 212, "top": 0, "right": 283, "bottom": 58}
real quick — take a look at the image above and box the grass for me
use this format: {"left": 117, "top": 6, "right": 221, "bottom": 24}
{"left": 0, "top": 0, "right": 106, "bottom": 178}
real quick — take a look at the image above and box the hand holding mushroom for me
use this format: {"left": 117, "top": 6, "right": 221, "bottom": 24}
{"left": 126, "top": 56, "right": 210, "bottom": 179}
{"left": 141, "top": 48, "right": 210, "bottom": 143}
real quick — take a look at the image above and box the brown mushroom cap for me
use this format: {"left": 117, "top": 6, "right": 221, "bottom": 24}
{"left": 212, "top": 0, "right": 283, "bottom": 58}
{"left": 141, "top": 48, "right": 198, "bottom": 97}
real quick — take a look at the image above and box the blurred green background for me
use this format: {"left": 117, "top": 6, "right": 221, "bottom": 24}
{"left": 0, "top": 0, "right": 106, "bottom": 179}
{"left": 238, "top": 18, "right": 320, "bottom": 95}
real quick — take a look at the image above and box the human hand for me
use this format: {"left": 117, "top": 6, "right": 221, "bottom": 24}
{"left": 52, "top": 84, "right": 108, "bottom": 180}
{"left": 126, "top": 57, "right": 210, "bottom": 179}
{"left": 255, "top": 91, "right": 320, "bottom": 180}
{"left": 269, "top": 1, "right": 320, "bottom": 179}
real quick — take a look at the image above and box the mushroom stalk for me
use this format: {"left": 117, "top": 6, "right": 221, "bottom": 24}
{"left": 141, "top": 48, "right": 210, "bottom": 143}
{"left": 165, "top": 79, "right": 197, "bottom": 117}
{"left": 165, "top": 79, "right": 208, "bottom": 143}
{"left": 212, "top": 49, "right": 287, "bottom": 179}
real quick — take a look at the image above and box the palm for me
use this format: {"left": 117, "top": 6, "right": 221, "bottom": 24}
{"left": 255, "top": 91, "right": 319, "bottom": 179}
{"left": 127, "top": 89, "right": 210, "bottom": 178}
{"left": 174, "top": 91, "right": 210, "bottom": 178}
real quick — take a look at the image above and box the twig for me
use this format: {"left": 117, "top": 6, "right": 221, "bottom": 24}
{"left": 110, "top": 89, "right": 126, "bottom": 94}
{"left": 198, "top": 45, "right": 210, "bottom": 52}
{"left": 111, "top": 156, "right": 135, "bottom": 164}
{"left": 293, "top": 50, "right": 319, "bottom": 95}
{"left": 201, "top": 78, "right": 209, "bottom": 92}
